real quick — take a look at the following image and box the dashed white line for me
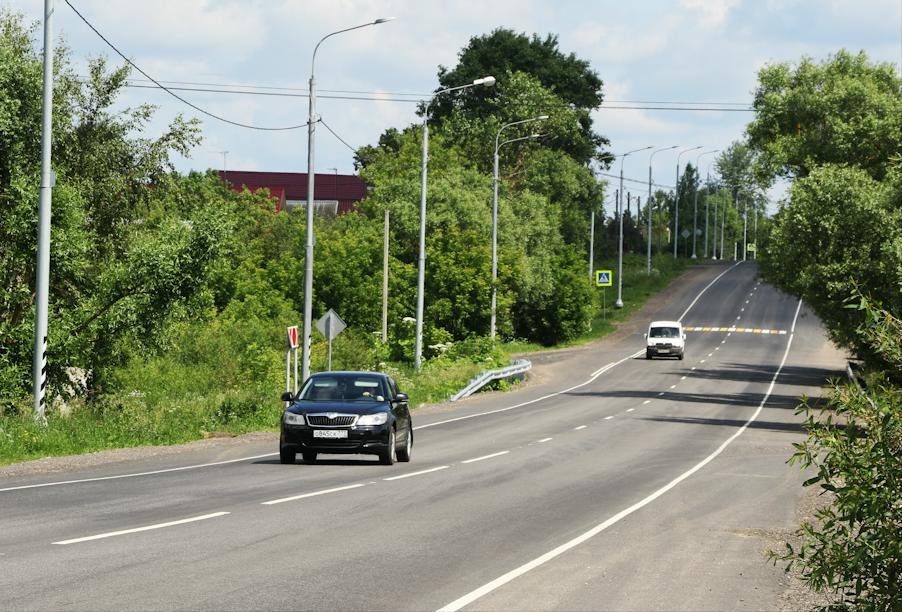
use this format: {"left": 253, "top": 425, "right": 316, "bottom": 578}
{"left": 707, "top": 353, "right": 713, "bottom": 357}
{"left": 669, "top": 384, "right": 677, "bottom": 389}
{"left": 262, "top": 483, "right": 366, "bottom": 506}
{"left": 642, "top": 400, "right": 651, "bottom": 405}
{"left": 603, "top": 416, "right": 614, "bottom": 421}
{"left": 53, "top": 512, "right": 230, "bottom": 545}
{"left": 658, "top": 391, "right": 665, "bottom": 396}
{"left": 691, "top": 366, "right": 696, "bottom": 370}
{"left": 461, "top": 451, "right": 510, "bottom": 464}
{"left": 626, "top": 408, "right": 635, "bottom": 413}
{"left": 714, "top": 347, "right": 719, "bottom": 351}
{"left": 700, "top": 359, "right": 706, "bottom": 363}
{"left": 573, "top": 425, "right": 588, "bottom": 431}
{"left": 536, "top": 437, "right": 553, "bottom": 444}
{"left": 435, "top": 298, "right": 805, "bottom": 612}
{"left": 680, "top": 376, "right": 687, "bottom": 380}
{"left": 736, "top": 316, "right": 741, "bottom": 320}
{"left": 383, "top": 466, "right": 450, "bottom": 481}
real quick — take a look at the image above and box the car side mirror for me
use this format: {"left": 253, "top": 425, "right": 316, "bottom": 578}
{"left": 281, "top": 391, "right": 294, "bottom": 402}
{"left": 394, "top": 393, "right": 409, "bottom": 403}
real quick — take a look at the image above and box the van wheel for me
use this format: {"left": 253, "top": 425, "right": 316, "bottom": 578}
{"left": 646, "top": 350, "right": 652, "bottom": 360}
{"left": 678, "top": 351, "right": 684, "bottom": 360}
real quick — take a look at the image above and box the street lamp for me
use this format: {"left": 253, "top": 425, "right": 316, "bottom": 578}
{"left": 301, "top": 17, "right": 395, "bottom": 384}
{"left": 647, "top": 145, "right": 678, "bottom": 273}
{"left": 673, "top": 146, "right": 702, "bottom": 258}
{"left": 490, "top": 116, "right": 548, "bottom": 341}
{"left": 702, "top": 159, "right": 718, "bottom": 258}
{"left": 414, "top": 75, "right": 496, "bottom": 370}
{"left": 691, "top": 149, "right": 718, "bottom": 259}
{"left": 616, "top": 146, "right": 652, "bottom": 308}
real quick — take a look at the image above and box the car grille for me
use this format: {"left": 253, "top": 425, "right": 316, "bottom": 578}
{"left": 307, "top": 414, "right": 357, "bottom": 427}
{"left": 656, "top": 343, "right": 673, "bottom": 349}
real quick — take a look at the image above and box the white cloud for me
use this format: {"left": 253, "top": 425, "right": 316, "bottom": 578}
{"left": 679, "top": 0, "right": 741, "bottom": 28}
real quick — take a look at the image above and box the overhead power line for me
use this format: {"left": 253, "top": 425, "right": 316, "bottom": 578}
{"left": 320, "top": 118, "right": 358, "bottom": 153}
{"left": 65, "top": 0, "right": 310, "bottom": 131}
{"left": 596, "top": 171, "right": 675, "bottom": 190}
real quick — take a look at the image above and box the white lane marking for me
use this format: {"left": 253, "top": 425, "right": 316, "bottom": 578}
{"left": 669, "top": 384, "right": 677, "bottom": 389}
{"left": 691, "top": 366, "right": 697, "bottom": 370}
{"left": 461, "top": 451, "right": 510, "bottom": 464}
{"left": 261, "top": 483, "right": 366, "bottom": 506}
{"left": 736, "top": 316, "right": 741, "bottom": 320}
{"left": 415, "top": 350, "right": 642, "bottom": 431}
{"left": 741, "top": 307, "right": 745, "bottom": 312}
{"left": 680, "top": 376, "right": 687, "bottom": 380}
{"left": 53, "top": 512, "right": 230, "bottom": 545}
{"left": 0, "top": 453, "right": 279, "bottom": 493}
{"left": 573, "top": 425, "right": 588, "bottom": 430}
{"left": 745, "top": 299, "right": 749, "bottom": 304}
{"left": 642, "top": 400, "right": 651, "bottom": 405}
{"left": 677, "top": 261, "right": 742, "bottom": 321}
{"left": 727, "top": 332, "right": 732, "bottom": 337}
{"left": 435, "top": 299, "right": 804, "bottom": 612}
{"left": 536, "top": 438, "right": 553, "bottom": 444}
{"left": 626, "top": 408, "right": 635, "bottom": 413}
{"left": 591, "top": 362, "right": 616, "bottom": 377}
{"left": 707, "top": 353, "right": 713, "bottom": 357}
{"left": 604, "top": 416, "right": 614, "bottom": 421}
{"left": 721, "top": 340, "right": 726, "bottom": 344}
{"left": 700, "top": 359, "right": 706, "bottom": 363}
{"left": 657, "top": 392, "right": 665, "bottom": 396}
{"left": 715, "top": 347, "right": 719, "bottom": 351}
{"left": 383, "top": 466, "right": 450, "bottom": 481}
{"left": 791, "top": 299, "right": 802, "bottom": 332}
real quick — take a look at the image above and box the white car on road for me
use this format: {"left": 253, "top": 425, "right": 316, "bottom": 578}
{"left": 645, "top": 320, "right": 686, "bottom": 360}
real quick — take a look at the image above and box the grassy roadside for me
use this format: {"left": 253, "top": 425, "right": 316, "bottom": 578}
{"left": 0, "top": 253, "right": 687, "bottom": 467}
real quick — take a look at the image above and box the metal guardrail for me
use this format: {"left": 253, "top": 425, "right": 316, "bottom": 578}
{"left": 449, "top": 359, "right": 532, "bottom": 402}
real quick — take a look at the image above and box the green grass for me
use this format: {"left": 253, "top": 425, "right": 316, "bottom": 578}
{"left": 0, "top": 253, "right": 688, "bottom": 467}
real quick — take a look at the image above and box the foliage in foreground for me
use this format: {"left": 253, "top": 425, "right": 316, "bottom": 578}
{"left": 772, "top": 296, "right": 901, "bottom": 611}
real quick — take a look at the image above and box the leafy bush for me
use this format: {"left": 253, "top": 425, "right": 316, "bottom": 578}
{"left": 772, "top": 296, "right": 901, "bottom": 610}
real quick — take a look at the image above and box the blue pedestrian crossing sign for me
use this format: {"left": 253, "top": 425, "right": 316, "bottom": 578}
{"left": 595, "top": 270, "right": 613, "bottom": 287}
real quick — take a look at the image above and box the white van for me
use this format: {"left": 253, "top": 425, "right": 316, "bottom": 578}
{"left": 645, "top": 320, "right": 686, "bottom": 360}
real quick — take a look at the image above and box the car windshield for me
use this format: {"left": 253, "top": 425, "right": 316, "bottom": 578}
{"left": 299, "top": 376, "right": 386, "bottom": 401}
{"left": 649, "top": 327, "right": 680, "bottom": 338}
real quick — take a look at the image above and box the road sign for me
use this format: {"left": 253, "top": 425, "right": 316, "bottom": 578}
{"left": 681, "top": 228, "right": 690, "bottom": 239}
{"left": 286, "top": 325, "right": 299, "bottom": 349}
{"left": 316, "top": 309, "right": 346, "bottom": 340}
{"left": 747, "top": 243, "right": 757, "bottom": 252}
{"left": 595, "top": 270, "right": 612, "bottom": 287}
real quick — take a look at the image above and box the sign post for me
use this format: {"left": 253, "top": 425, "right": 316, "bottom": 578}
{"left": 286, "top": 325, "right": 299, "bottom": 405}
{"left": 596, "top": 269, "right": 613, "bottom": 321}
{"left": 316, "top": 309, "right": 347, "bottom": 372}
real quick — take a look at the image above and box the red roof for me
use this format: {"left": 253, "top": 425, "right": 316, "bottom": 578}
{"left": 219, "top": 170, "right": 368, "bottom": 213}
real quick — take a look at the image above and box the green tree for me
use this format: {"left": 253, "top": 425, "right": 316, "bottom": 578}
{"left": 747, "top": 50, "right": 901, "bottom": 182}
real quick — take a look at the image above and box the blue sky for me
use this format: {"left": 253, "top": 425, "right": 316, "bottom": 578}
{"left": 7, "top": 0, "right": 901, "bottom": 209}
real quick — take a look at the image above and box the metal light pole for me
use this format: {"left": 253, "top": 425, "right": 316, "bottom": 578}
{"left": 382, "top": 208, "right": 389, "bottom": 343}
{"left": 712, "top": 183, "right": 719, "bottom": 260}
{"left": 674, "top": 146, "right": 702, "bottom": 258}
{"left": 691, "top": 149, "right": 718, "bottom": 259}
{"left": 616, "top": 146, "right": 652, "bottom": 308}
{"left": 588, "top": 202, "right": 595, "bottom": 281}
{"left": 32, "top": 0, "right": 54, "bottom": 423}
{"left": 722, "top": 188, "right": 728, "bottom": 260}
{"left": 301, "top": 17, "right": 394, "bottom": 384}
{"left": 415, "top": 76, "right": 496, "bottom": 370}
{"left": 742, "top": 192, "right": 748, "bottom": 261}
{"left": 491, "top": 120, "right": 546, "bottom": 341}
{"left": 753, "top": 202, "right": 758, "bottom": 260}
{"left": 647, "top": 146, "right": 678, "bottom": 273}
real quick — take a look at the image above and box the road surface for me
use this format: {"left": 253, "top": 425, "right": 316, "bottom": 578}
{"left": 0, "top": 261, "right": 846, "bottom": 611}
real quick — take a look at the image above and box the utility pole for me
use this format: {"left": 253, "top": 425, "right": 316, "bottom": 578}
{"left": 712, "top": 186, "right": 719, "bottom": 260}
{"left": 32, "top": 0, "right": 54, "bottom": 424}
{"left": 382, "top": 208, "right": 389, "bottom": 343}
{"left": 742, "top": 193, "right": 748, "bottom": 261}
{"left": 753, "top": 202, "right": 758, "bottom": 260}
{"left": 588, "top": 204, "right": 595, "bottom": 281}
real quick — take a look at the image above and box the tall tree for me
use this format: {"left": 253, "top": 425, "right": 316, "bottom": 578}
{"left": 747, "top": 49, "right": 901, "bottom": 182}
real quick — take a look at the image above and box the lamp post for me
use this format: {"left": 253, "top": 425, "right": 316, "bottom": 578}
{"left": 301, "top": 17, "right": 394, "bottom": 384}
{"left": 414, "top": 76, "right": 496, "bottom": 370}
{"left": 691, "top": 149, "right": 718, "bottom": 259}
{"left": 673, "top": 146, "right": 702, "bottom": 258}
{"left": 647, "top": 145, "right": 678, "bottom": 273}
{"left": 712, "top": 181, "right": 719, "bottom": 260}
{"left": 616, "top": 146, "right": 652, "bottom": 308}
{"left": 491, "top": 117, "right": 547, "bottom": 341}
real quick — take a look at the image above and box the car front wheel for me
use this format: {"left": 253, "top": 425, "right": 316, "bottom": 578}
{"left": 302, "top": 451, "right": 317, "bottom": 464}
{"left": 280, "top": 447, "right": 296, "bottom": 465}
{"left": 397, "top": 422, "right": 413, "bottom": 462}
{"left": 380, "top": 428, "right": 397, "bottom": 465}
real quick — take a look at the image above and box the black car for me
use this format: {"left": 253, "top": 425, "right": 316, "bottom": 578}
{"left": 279, "top": 371, "right": 412, "bottom": 465}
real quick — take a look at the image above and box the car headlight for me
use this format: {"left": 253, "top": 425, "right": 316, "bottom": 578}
{"left": 283, "top": 412, "right": 305, "bottom": 425}
{"left": 356, "top": 413, "right": 388, "bottom": 426}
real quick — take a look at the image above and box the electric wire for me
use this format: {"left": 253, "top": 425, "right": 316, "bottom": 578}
{"left": 320, "top": 118, "right": 358, "bottom": 153}
{"left": 64, "top": 0, "right": 311, "bottom": 131}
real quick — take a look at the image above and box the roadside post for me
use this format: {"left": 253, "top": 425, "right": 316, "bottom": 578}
{"left": 596, "top": 269, "right": 612, "bottom": 320}
{"left": 316, "top": 309, "right": 347, "bottom": 372}
{"left": 286, "top": 325, "right": 299, "bottom": 405}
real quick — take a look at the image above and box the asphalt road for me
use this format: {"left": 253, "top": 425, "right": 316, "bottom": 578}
{"left": 0, "top": 261, "right": 847, "bottom": 612}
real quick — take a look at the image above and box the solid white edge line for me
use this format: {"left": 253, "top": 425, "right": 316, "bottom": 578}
{"left": 677, "top": 261, "right": 742, "bottom": 321}
{"left": 461, "top": 451, "right": 510, "bottom": 464}
{"left": 383, "top": 465, "right": 450, "bottom": 481}
{"left": 1, "top": 453, "right": 279, "bottom": 493}
{"left": 53, "top": 511, "right": 230, "bottom": 545}
{"left": 261, "top": 483, "right": 366, "bottom": 506}
{"left": 435, "top": 299, "right": 804, "bottom": 612}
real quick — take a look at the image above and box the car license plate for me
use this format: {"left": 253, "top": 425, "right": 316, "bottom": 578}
{"left": 658, "top": 348, "right": 670, "bottom": 353}
{"left": 313, "top": 429, "right": 348, "bottom": 439}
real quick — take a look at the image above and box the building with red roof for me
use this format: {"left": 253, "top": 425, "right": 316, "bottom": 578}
{"left": 219, "top": 170, "right": 368, "bottom": 214}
